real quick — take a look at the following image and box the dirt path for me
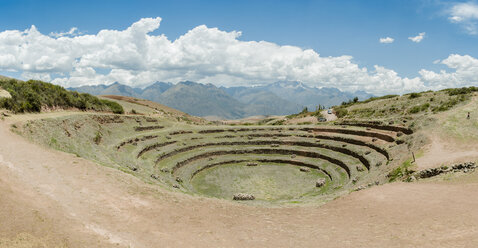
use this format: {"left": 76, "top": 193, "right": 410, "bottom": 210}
{"left": 416, "top": 96, "right": 478, "bottom": 170}
{"left": 321, "top": 109, "right": 337, "bottom": 122}
{"left": 415, "top": 133, "right": 478, "bottom": 170}
{"left": 2, "top": 118, "right": 478, "bottom": 247}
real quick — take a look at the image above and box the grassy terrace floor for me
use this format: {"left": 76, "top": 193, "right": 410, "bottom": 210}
{"left": 19, "top": 112, "right": 411, "bottom": 205}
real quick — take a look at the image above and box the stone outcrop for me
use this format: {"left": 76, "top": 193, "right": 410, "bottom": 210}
{"left": 233, "top": 193, "right": 255, "bottom": 200}
{"left": 316, "top": 178, "right": 326, "bottom": 187}
{"left": 407, "top": 162, "right": 476, "bottom": 180}
{"left": 300, "top": 167, "right": 310, "bottom": 172}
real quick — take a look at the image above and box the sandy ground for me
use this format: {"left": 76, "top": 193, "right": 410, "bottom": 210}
{"left": 2, "top": 117, "right": 478, "bottom": 247}
{"left": 415, "top": 133, "right": 478, "bottom": 170}
{"left": 416, "top": 97, "right": 478, "bottom": 170}
{"left": 321, "top": 109, "right": 338, "bottom": 121}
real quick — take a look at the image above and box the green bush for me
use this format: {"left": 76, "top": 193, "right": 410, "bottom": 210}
{"left": 334, "top": 107, "right": 348, "bottom": 118}
{"left": 408, "top": 92, "right": 421, "bottom": 99}
{"left": 0, "top": 79, "right": 124, "bottom": 114}
{"left": 361, "top": 94, "right": 399, "bottom": 104}
{"left": 445, "top": 86, "right": 478, "bottom": 96}
{"left": 408, "top": 103, "right": 429, "bottom": 114}
{"left": 432, "top": 95, "right": 467, "bottom": 113}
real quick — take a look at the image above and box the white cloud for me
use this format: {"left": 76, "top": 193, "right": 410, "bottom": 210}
{"left": 49, "top": 27, "right": 82, "bottom": 38}
{"left": 448, "top": 1, "right": 478, "bottom": 34}
{"left": 0, "top": 17, "right": 476, "bottom": 95}
{"left": 379, "top": 37, "right": 394, "bottom": 43}
{"left": 408, "top": 32, "right": 426, "bottom": 43}
{"left": 419, "top": 54, "right": 478, "bottom": 89}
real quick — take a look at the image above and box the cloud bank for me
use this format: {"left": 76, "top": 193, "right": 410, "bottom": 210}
{"left": 0, "top": 17, "right": 477, "bottom": 95}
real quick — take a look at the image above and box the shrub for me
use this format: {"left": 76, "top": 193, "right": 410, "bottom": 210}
{"left": 361, "top": 94, "right": 399, "bottom": 104}
{"left": 446, "top": 86, "right": 478, "bottom": 96}
{"left": 408, "top": 93, "right": 421, "bottom": 99}
{"left": 94, "top": 131, "right": 102, "bottom": 145}
{"left": 334, "top": 107, "right": 348, "bottom": 118}
{"left": 408, "top": 103, "right": 429, "bottom": 114}
{"left": 432, "top": 95, "right": 467, "bottom": 113}
{"left": 0, "top": 79, "right": 124, "bottom": 114}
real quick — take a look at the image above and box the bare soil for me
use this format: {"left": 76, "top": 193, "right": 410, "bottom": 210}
{"left": 2, "top": 115, "right": 478, "bottom": 247}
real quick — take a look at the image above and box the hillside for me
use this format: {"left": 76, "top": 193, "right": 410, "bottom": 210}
{"left": 0, "top": 79, "right": 124, "bottom": 114}
{"left": 101, "top": 95, "right": 206, "bottom": 124}
{"left": 157, "top": 81, "right": 247, "bottom": 119}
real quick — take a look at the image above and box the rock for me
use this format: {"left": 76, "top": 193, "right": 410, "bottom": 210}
{"left": 372, "top": 138, "right": 377, "bottom": 142}
{"left": 300, "top": 167, "right": 310, "bottom": 172}
{"left": 356, "top": 165, "right": 364, "bottom": 172}
{"left": 233, "top": 193, "right": 255, "bottom": 201}
{"left": 246, "top": 162, "right": 258, "bottom": 167}
{"left": 291, "top": 154, "right": 296, "bottom": 158}
{"left": 150, "top": 174, "right": 159, "bottom": 180}
{"left": 173, "top": 184, "right": 180, "bottom": 189}
{"left": 366, "top": 127, "right": 372, "bottom": 131}
{"left": 397, "top": 132, "right": 404, "bottom": 137}
{"left": 175, "top": 177, "right": 183, "bottom": 183}
{"left": 406, "top": 175, "right": 417, "bottom": 182}
{"left": 342, "top": 144, "right": 347, "bottom": 147}
{"left": 375, "top": 181, "right": 380, "bottom": 185}
{"left": 375, "top": 162, "right": 382, "bottom": 167}
{"left": 365, "top": 151, "right": 371, "bottom": 155}
{"left": 316, "top": 178, "right": 326, "bottom": 187}
{"left": 166, "top": 136, "right": 172, "bottom": 139}
{"left": 208, "top": 157, "right": 214, "bottom": 161}
{"left": 354, "top": 185, "right": 367, "bottom": 191}
{"left": 352, "top": 178, "right": 358, "bottom": 184}
{"left": 160, "top": 168, "right": 170, "bottom": 173}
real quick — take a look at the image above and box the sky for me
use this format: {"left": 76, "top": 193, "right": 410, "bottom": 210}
{"left": 0, "top": 0, "right": 477, "bottom": 95}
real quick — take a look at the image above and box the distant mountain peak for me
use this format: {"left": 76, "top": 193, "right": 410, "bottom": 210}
{"left": 273, "top": 81, "right": 310, "bottom": 89}
{"left": 69, "top": 80, "right": 373, "bottom": 119}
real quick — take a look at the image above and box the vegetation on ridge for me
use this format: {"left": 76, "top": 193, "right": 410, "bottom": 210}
{"left": 0, "top": 79, "right": 124, "bottom": 114}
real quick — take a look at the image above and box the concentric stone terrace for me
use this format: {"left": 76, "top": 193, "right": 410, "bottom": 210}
{"left": 113, "top": 120, "right": 411, "bottom": 204}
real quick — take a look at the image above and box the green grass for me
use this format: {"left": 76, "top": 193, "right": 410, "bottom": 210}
{"left": 336, "top": 89, "right": 472, "bottom": 120}
{"left": 0, "top": 79, "right": 123, "bottom": 114}
{"left": 387, "top": 158, "right": 414, "bottom": 182}
{"left": 191, "top": 162, "right": 329, "bottom": 201}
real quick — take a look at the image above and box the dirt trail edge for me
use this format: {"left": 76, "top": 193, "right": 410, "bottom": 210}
{"left": 1, "top": 120, "right": 478, "bottom": 247}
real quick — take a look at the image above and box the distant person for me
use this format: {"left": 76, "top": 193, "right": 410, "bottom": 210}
{"left": 467, "top": 112, "right": 471, "bottom": 119}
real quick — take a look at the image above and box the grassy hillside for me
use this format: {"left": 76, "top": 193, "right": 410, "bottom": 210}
{"left": 0, "top": 79, "right": 124, "bottom": 114}
{"left": 333, "top": 87, "right": 478, "bottom": 122}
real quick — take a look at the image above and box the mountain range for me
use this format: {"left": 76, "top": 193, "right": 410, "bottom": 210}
{"left": 69, "top": 81, "right": 372, "bottom": 119}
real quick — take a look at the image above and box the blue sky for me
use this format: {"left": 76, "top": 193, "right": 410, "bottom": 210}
{"left": 0, "top": 0, "right": 477, "bottom": 94}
